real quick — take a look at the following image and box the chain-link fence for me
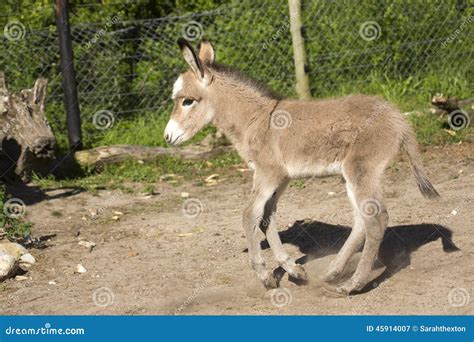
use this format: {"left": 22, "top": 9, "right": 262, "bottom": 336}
{"left": 1, "top": 0, "right": 473, "bottom": 150}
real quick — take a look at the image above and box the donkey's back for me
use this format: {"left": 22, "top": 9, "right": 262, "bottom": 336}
{"left": 260, "top": 94, "right": 410, "bottom": 181}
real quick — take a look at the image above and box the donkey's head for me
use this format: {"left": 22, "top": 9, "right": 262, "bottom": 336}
{"left": 164, "top": 38, "right": 216, "bottom": 145}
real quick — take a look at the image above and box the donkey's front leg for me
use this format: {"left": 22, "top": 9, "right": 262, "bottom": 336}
{"left": 242, "top": 190, "right": 279, "bottom": 289}
{"left": 261, "top": 182, "right": 307, "bottom": 282}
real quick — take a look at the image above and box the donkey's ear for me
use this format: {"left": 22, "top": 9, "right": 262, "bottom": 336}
{"left": 177, "top": 38, "right": 205, "bottom": 79}
{"left": 198, "top": 40, "right": 215, "bottom": 65}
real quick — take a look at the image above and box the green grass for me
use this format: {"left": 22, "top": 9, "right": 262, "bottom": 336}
{"left": 33, "top": 152, "right": 242, "bottom": 192}
{"left": 0, "top": 184, "right": 33, "bottom": 240}
{"left": 408, "top": 112, "right": 471, "bottom": 145}
{"left": 98, "top": 113, "right": 215, "bottom": 147}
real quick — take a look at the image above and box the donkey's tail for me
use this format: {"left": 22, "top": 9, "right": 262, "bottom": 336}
{"left": 401, "top": 125, "right": 440, "bottom": 198}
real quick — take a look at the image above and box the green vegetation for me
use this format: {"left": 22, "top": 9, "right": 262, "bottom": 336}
{"left": 408, "top": 113, "right": 470, "bottom": 145}
{"left": 33, "top": 152, "right": 242, "bottom": 191}
{"left": 0, "top": 184, "right": 32, "bottom": 240}
{"left": 1, "top": 0, "right": 471, "bottom": 190}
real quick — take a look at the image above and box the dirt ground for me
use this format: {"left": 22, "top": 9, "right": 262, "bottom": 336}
{"left": 1, "top": 143, "right": 473, "bottom": 315}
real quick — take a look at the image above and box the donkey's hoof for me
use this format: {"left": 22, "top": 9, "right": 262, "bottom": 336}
{"left": 263, "top": 272, "right": 279, "bottom": 289}
{"left": 335, "top": 278, "right": 364, "bottom": 295}
{"left": 321, "top": 268, "right": 342, "bottom": 283}
{"left": 288, "top": 264, "right": 308, "bottom": 282}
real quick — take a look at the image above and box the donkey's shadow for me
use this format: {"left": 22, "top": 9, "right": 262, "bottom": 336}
{"left": 261, "top": 220, "right": 459, "bottom": 288}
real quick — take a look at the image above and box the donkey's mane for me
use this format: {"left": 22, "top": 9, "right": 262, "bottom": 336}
{"left": 210, "top": 63, "right": 283, "bottom": 100}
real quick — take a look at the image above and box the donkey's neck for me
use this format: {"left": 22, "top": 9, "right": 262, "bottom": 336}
{"left": 210, "top": 76, "right": 277, "bottom": 156}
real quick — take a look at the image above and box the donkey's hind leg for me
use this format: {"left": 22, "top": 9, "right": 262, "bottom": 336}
{"left": 262, "top": 180, "right": 308, "bottom": 282}
{"left": 336, "top": 170, "right": 388, "bottom": 294}
{"left": 322, "top": 180, "right": 365, "bottom": 282}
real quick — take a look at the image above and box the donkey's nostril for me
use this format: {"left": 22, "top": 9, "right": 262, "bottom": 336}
{"left": 165, "top": 133, "right": 170, "bottom": 142}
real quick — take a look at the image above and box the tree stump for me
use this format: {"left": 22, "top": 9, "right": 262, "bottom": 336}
{"left": 0, "top": 72, "right": 56, "bottom": 181}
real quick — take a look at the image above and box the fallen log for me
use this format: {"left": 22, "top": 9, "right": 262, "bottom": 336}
{"left": 75, "top": 144, "right": 233, "bottom": 167}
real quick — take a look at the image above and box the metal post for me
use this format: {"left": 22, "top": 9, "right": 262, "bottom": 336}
{"left": 288, "top": 0, "right": 311, "bottom": 100}
{"left": 55, "top": 0, "right": 82, "bottom": 150}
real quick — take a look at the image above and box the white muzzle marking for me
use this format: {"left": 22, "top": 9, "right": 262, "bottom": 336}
{"left": 164, "top": 119, "right": 185, "bottom": 145}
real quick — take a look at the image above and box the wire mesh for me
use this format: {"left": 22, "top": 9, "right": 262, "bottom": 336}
{"left": 0, "top": 0, "right": 472, "bottom": 149}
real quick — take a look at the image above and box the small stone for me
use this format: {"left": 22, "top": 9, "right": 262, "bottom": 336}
{"left": 48, "top": 280, "right": 57, "bottom": 285}
{"left": 450, "top": 210, "right": 458, "bottom": 216}
{"left": 159, "top": 173, "right": 176, "bottom": 181}
{"left": 327, "top": 191, "right": 336, "bottom": 196}
{"left": 180, "top": 192, "right": 189, "bottom": 199}
{"left": 444, "top": 129, "right": 456, "bottom": 136}
{"left": 78, "top": 240, "right": 96, "bottom": 252}
{"left": 20, "top": 253, "right": 36, "bottom": 265}
{"left": 0, "top": 242, "right": 27, "bottom": 260}
{"left": 113, "top": 211, "right": 124, "bottom": 216}
{"left": 127, "top": 251, "right": 139, "bottom": 258}
{"left": 76, "top": 264, "right": 87, "bottom": 274}
{"left": 112, "top": 216, "right": 120, "bottom": 221}
{"left": 178, "top": 233, "right": 193, "bottom": 237}
{"left": 205, "top": 174, "right": 219, "bottom": 183}
{"left": 15, "top": 275, "right": 29, "bottom": 281}
{"left": 0, "top": 252, "right": 18, "bottom": 281}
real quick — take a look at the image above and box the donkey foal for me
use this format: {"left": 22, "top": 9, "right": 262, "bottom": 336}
{"left": 164, "top": 39, "right": 439, "bottom": 294}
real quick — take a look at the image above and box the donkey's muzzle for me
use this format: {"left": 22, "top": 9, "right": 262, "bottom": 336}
{"left": 164, "top": 119, "right": 185, "bottom": 145}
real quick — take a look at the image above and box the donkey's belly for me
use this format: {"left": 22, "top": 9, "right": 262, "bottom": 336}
{"left": 286, "top": 160, "right": 342, "bottom": 179}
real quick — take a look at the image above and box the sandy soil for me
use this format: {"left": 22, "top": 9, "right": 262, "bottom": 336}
{"left": 1, "top": 143, "right": 473, "bottom": 315}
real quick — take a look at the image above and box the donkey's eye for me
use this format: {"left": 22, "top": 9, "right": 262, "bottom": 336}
{"left": 182, "top": 98, "right": 195, "bottom": 107}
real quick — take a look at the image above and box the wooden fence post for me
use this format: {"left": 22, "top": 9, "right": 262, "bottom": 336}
{"left": 55, "top": 0, "right": 82, "bottom": 150}
{"left": 288, "top": 0, "right": 311, "bottom": 100}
